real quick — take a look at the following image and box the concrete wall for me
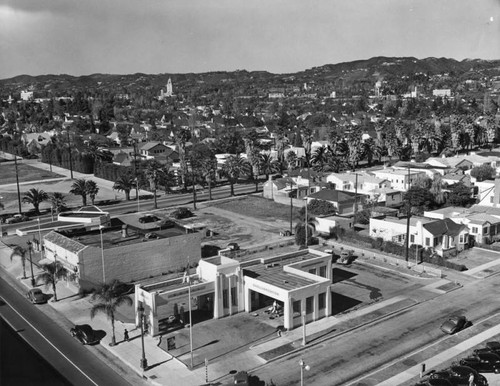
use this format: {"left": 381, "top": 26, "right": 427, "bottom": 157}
{"left": 78, "top": 231, "right": 203, "bottom": 290}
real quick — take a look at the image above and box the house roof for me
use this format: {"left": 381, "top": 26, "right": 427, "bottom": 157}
{"left": 273, "top": 177, "right": 296, "bottom": 190}
{"left": 140, "top": 141, "right": 168, "bottom": 151}
{"left": 423, "top": 218, "right": 466, "bottom": 236}
{"left": 308, "top": 189, "right": 367, "bottom": 203}
{"left": 44, "top": 231, "right": 87, "bottom": 254}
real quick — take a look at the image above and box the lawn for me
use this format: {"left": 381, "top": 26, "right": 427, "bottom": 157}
{"left": 1, "top": 164, "right": 64, "bottom": 184}
{"left": 210, "top": 196, "right": 301, "bottom": 222}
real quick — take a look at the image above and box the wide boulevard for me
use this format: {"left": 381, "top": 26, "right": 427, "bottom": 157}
{"left": 254, "top": 271, "right": 500, "bottom": 386}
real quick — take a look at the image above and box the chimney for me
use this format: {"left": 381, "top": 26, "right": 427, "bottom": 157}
{"left": 122, "top": 224, "right": 128, "bottom": 238}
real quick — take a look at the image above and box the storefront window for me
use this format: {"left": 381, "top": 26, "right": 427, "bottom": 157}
{"left": 222, "top": 289, "right": 228, "bottom": 308}
{"left": 319, "top": 266, "right": 326, "bottom": 278}
{"left": 306, "top": 296, "right": 313, "bottom": 314}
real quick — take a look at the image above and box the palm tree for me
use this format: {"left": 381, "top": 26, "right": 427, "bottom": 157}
{"left": 310, "top": 146, "right": 330, "bottom": 172}
{"left": 86, "top": 180, "right": 99, "bottom": 205}
{"left": 50, "top": 192, "right": 67, "bottom": 215}
{"left": 37, "top": 261, "right": 66, "bottom": 302}
{"left": 10, "top": 245, "right": 27, "bottom": 279}
{"left": 198, "top": 156, "right": 217, "bottom": 200}
{"left": 22, "top": 188, "right": 48, "bottom": 214}
{"left": 90, "top": 280, "right": 133, "bottom": 346}
{"left": 175, "top": 128, "right": 192, "bottom": 188}
{"left": 222, "top": 154, "right": 250, "bottom": 196}
{"left": 259, "top": 153, "right": 278, "bottom": 180}
{"left": 113, "top": 174, "right": 136, "bottom": 201}
{"left": 145, "top": 160, "right": 164, "bottom": 209}
{"left": 70, "top": 178, "right": 89, "bottom": 206}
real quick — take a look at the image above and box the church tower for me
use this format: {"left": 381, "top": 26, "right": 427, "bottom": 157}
{"left": 166, "top": 78, "right": 173, "bottom": 97}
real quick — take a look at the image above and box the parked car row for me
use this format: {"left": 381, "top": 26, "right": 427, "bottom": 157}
{"left": 415, "top": 342, "right": 500, "bottom": 386}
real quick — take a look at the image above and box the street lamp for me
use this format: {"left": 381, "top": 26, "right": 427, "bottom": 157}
{"left": 99, "top": 225, "right": 106, "bottom": 283}
{"left": 27, "top": 240, "right": 35, "bottom": 287}
{"left": 299, "top": 358, "right": 310, "bottom": 386}
{"left": 13, "top": 152, "right": 22, "bottom": 214}
{"left": 137, "top": 303, "right": 148, "bottom": 370}
{"left": 37, "top": 218, "right": 43, "bottom": 257}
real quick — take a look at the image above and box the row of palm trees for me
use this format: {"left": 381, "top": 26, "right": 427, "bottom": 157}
{"left": 10, "top": 245, "right": 132, "bottom": 346}
{"left": 20, "top": 179, "right": 100, "bottom": 215}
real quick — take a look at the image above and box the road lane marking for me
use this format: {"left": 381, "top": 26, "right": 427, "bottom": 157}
{"left": 0, "top": 296, "right": 99, "bottom": 386}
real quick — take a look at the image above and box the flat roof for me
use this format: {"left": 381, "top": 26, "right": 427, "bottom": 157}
{"left": 244, "top": 253, "right": 324, "bottom": 291}
{"left": 65, "top": 225, "right": 185, "bottom": 249}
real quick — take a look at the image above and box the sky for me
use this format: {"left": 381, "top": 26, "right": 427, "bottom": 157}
{"left": 0, "top": 0, "right": 499, "bottom": 79}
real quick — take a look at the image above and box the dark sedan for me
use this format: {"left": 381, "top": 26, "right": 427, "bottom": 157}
{"left": 428, "top": 365, "right": 487, "bottom": 386}
{"left": 440, "top": 315, "right": 471, "bottom": 334}
{"left": 475, "top": 341, "right": 500, "bottom": 356}
{"left": 460, "top": 352, "right": 500, "bottom": 373}
{"left": 70, "top": 324, "right": 100, "bottom": 345}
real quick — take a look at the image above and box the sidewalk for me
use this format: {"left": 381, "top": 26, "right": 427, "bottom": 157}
{"left": 1, "top": 235, "right": 499, "bottom": 386}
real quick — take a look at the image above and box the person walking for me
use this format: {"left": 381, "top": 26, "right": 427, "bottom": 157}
{"left": 124, "top": 329, "right": 130, "bottom": 342}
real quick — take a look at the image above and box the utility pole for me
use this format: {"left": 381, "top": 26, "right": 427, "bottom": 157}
{"left": 67, "top": 130, "right": 74, "bottom": 179}
{"left": 405, "top": 166, "right": 411, "bottom": 265}
{"left": 289, "top": 180, "right": 293, "bottom": 234}
{"left": 14, "top": 152, "right": 22, "bottom": 214}
{"left": 353, "top": 173, "right": 359, "bottom": 223}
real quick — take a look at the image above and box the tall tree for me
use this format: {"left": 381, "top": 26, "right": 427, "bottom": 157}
{"left": 22, "top": 188, "right": 48, "bottom": 214}
{"left": 259, "top": 153, "right": 279, "bottom": 180}
{"left": 10, "top": 245, "right": 27, "bottom": 279}
{"left": 90, "top": 280, "right": 133, "bottom": 346}
{"left": 50, "top": 192, "right": 67, "bottom": 216}
{"left": 113, "top": 174, "right": 136, "bottom": 201}
{"left": 174, "top": 128, "right": 191, "bottom": 188}
{"left": 70, "top": 179, "right": 89, "bottom": 206}
{"left": 221, "top": 154, "right": 250, "bottom": 196}
{"left": 37, "top": 261, "right": 66, "bottom": 302}
{"left": 86, "top": 180, "right": 99, "bottom": 205}
{"left": 145, "top": 160, "right": 164, "bottom": 209}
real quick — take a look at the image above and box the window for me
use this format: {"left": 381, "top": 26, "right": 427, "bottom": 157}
{"left": 306, "top": 296, "right": 313, "bottom": 314}
{"left": 231, "top": 287, "right": 237, "bottom": 306}
{"left": 308, "top": 268, "right": 316, "bottom": 275}
{"left": 410, "top": 234, "right": 415, "bottom": 243}
{"left": 472, "top": 227, "right": 478, "bottom": 233}
{"left": 459, "top": 235, "right": 464, "bottom": 243}
{"left": 222, "top": 289, "right": 228, "bottom": 308}
{"left": 483, "top": 227, "right": 488, "bottom": 234}
{"left": 491, "top": 196, "right": 494, "bottom": 203}
{"left": 319, "top": 266, "right": 326, "bottom": 278}
{"left": 425, "top": 237, "right": 430, "bottom": 246}
{"left": 318, "top": 293, "right": 326, "bottom": 310}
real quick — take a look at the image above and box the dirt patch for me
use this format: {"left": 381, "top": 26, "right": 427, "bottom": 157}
{"left": 1, "top": 163, "right": 64, "bottom": 184}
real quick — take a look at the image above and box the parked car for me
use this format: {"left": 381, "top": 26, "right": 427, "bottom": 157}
{"left": 440, "top": 315, "right": 471, "bottom": 334}
{"left": 139, "top": 214, "right": 160, "bottom": 223}
{"left": 337, "top": 250, "right": 354, "bottom": 265}
{"left": 414, "top": 378, "right": 453, "bottom": 386}
{"left": 460, "top": 352, "right": 500, "bottom": 373}
{"left": 5, "top": 214, "right": 30, "bottom": 224}
{"left": 227, "top": 242, "right": 240, "bottom": 251}
{"left": 428, "top": 365, "right": 487, "bottom": 386}
{"left": 475, "top": 341, "right": 500, "bottom": 356}
{"left": 233, "top": 371, "right": 249, "bottom": 385}
{"left": 26, "top": 288, "right": 46, "bottom": 304}
{"left": 144, "top": 232, "right": 160, "bottom": 240}
{"left": 70, "top": 324, "right": 100, "bottom": 345}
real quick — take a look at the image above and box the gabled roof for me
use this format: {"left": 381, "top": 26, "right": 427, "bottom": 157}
{"left": 273, "top": 177, "right": 296, "bottom": 190}
{"left": 423, "top": 218, "right": 467, "bottom": 237}
{"left": 140, "top": 141, "right": 168, "bottom": 151}
{"left": 44, "top": 231, "right": 87, "bottom": 254}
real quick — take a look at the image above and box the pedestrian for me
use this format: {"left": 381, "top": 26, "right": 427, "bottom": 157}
{"left": 277, "top": 328, "right": 282, "bottom": 337}
{"left": 469, "top": 372, "right": 475, "bottom": 386}
{"left": 124, "top": 329, "right": 129, "bottom": 342}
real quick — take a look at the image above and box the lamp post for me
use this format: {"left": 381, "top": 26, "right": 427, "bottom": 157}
{"left": 304, "top": 197, "right": 308, "bottom": 247}
{"left": 302, "top": 310, "right": 307, "bottom": 346}
{"left": 299, "top": 358, "right": 310, "bottom": 386}
{"left": 135, "top": 177, "right": 140, "bottom": 213}
{"left": 27, "top": 240, "right": 35, "bottom": 287}
{"left": 99, "top": 225, "right": 105, "bottom": 283}
{"left": 137, "top": 303, "right": 148, "bottom": 370}
{"left": 67, "top": 130, "right": 74, "bottom": 179}
{"left": 289, "top": 181, "right": 293, "bottom": 234}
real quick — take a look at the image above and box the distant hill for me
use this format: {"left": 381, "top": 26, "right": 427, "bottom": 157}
{"left": 1, "top": 56, "right": 500, "bottom": 92}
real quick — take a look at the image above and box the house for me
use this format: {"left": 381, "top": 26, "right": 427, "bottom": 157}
{"left": 263, "top": 176, "right": 324, "bottom": 206}
{"left": 21, "top": 132, "right": 53, "bottom": 154}
{"left": 307, "top": 189, "right": 368, "bottom": 216}
{"left": 370, "top": 168, "right": 427, "bottom": 191}
{"left": 139, "top": 142, "right": 179, "bottom": 163}
{"left": 315, "top": 215, "right": 353, "bottom": 235}
{"left": 369, "top": 216, "right": 469, "bottom": 257}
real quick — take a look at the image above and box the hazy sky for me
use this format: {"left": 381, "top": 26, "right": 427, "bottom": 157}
{"left": 0, "top": 0, "right": 499, "bottom": 78}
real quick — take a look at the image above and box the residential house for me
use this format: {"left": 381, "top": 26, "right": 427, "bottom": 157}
{"left": 370, "top": 168, "right": 427, "bottom": 191}
{"left": 139, "top": 142, "right": 179, "bottom": 164}
{"left": 307, "top": 189, "right": 368, "bottom": 216}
